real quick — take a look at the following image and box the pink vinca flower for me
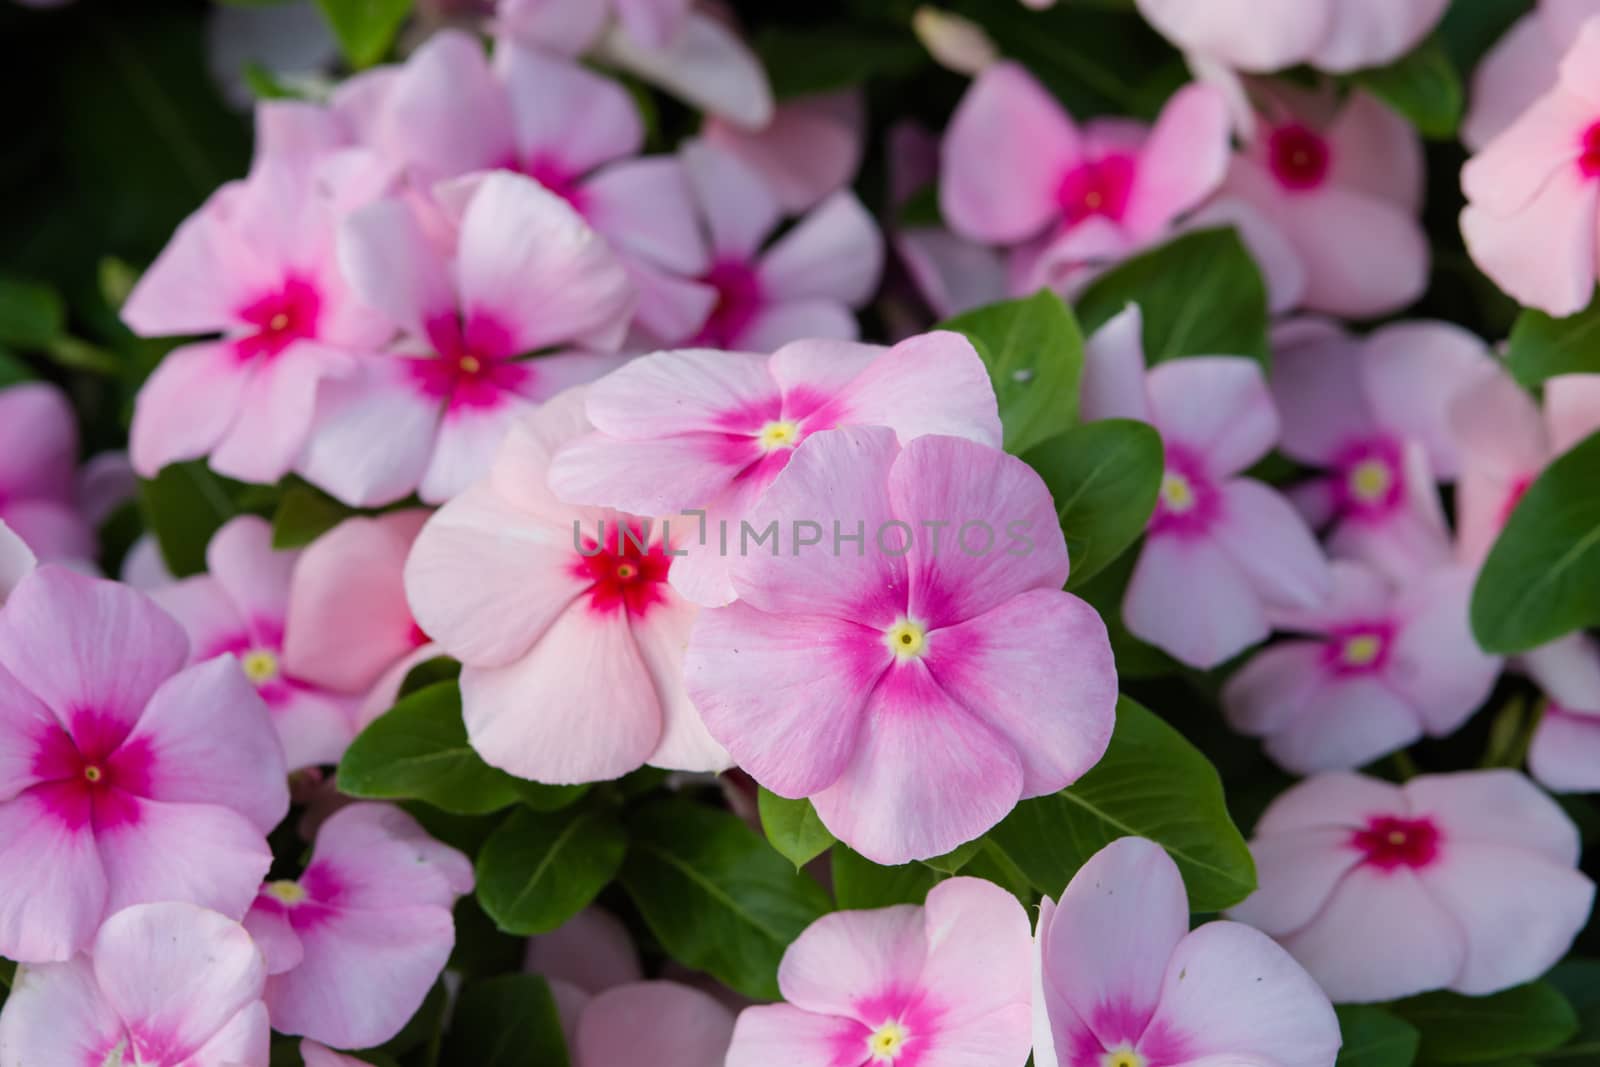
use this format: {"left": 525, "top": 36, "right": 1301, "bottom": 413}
{"left": 941, "top": 64, "right": 1229, "bottom": 294}
{"left": 1271, "top": 318, "right": 1491, "bottom": 571}
{"left": 1224, "top": 560, "right": 1500, "bottom": 774}
{"left": 702, "top": 91, "right": 866, "bottom": 214}
{"left": 301, "top": 1041, "right": 370, "bottom": 1067}
{"left": 0, "top": 566, "right": 287, "bottom": 962}
{"left": 1079, "top": 306, "right": 1330, "bottom": 669}
{"left": 123, "top": 158, "right": 390, "bottom": 485}
{"left": 244, "top": 802, "right": 472, "bottom": 1049}
{"left": 1231, "top": 770, "right": 1595, "bottom": 1002}
{"left": 1449, "top": 368, "right": 1600, "bottom": 565}
{"left": 548, "top": 331, "right": 1003, "bottom": 606}
{"left": 1219, "top": 85, "right": 1429, "bottom": 318}
{"left": 1036, "top": 837, "right": 1340, "bottom": 1067}
{"left": 1135, "top": 0, "right": 1448, "bottom": 74}
{"left": 727, "top": 877, "right": 1033, "bottom": 1067}
{"left": 1464, "top": 0, "right": 1600, "bottom": 150}
{"left": 371, "top": 32, "right": 715, "bottom": 344}
{"left": 405, "top": 389, "right": 730, "bottom": 783}
{"left": 1521, "top": 634, "right": 1600, "bottom": 793}
{"left": 1462, "top": 22, "right": 1600, "bottom": 316}
{"left": 0, "top": 383, "right": 95, "bottom": 564}
{"left": 665, "top": 139, "right": 883, "bottom": 349}
{"left": 152, "top": 517, "right": 359, "bottom": 771}
{"left": 0, "top": 902, "right": 268, "bottom": 1067}
{"left": 684, "top": 426, "right": 1117, "bottom": 863}
{"left": 284, "top": 511, "right": 436, "bottom": 726}
{"left": 0, "top": 520, "right": 34, "bottom": 604}
{"left": 565, "top": 982, "right": 737, "bottom": 1067}
{"left": 300, "top": 170, "right": 632, "bottom": 507}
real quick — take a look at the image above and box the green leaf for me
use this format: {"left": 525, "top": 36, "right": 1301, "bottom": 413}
{"left": 0, "top": 278, "right": 65, "bottom": 348}
{"left": 620, "top": 798, "right": 831, "bottom": 1000}
{"left": 1503, "top": 298, "right": 1600, "bottom": 388}
{"left": 1335, "top": 1005, "right": 1420, "bottom": 1067}
{"left": 476, "top": 804, "right": 627, "bottom": 936}
{"left": 1472, "top": 429, "right": 1600, "bottom": 653}
{"left": 754, "top": 25, "right": 924, "bottom": 98}
{"left": 832, "top": 845, "right": 941, "bottom": 909}
{"left": 314, "top": 0, "right": 413, "bottom": 68}
{"left": 444, "top": 974, "right": 569, "bottom": 1067}
{"left": 921, "top": 837, "right": 984, "bottom": 875}
{"left": 137, "top": 461, "right": 242, "bottom": 578}
{"left": 1350, "top": 36, "right": 1462, "bottom": 140}
{"left": 987, "top": 696, "right": 1255, "bottom": 910}
{"left": 1076, "top": 228, "right": 1271, "bottom": 368}
{"left": 1391, "top": 983, "right": 1577, "bottom": 1064}
{"left": 1023, "top": 419, "right": 1163, "bottom": 590}
{"left": 941, "top": 289, "right": 1086, "bottom": 455}
{"left": 338, "top": 682, "right": 528, "bottom": 815}
{"left": 270, "top": 483, "right": 355, "bottom": 549}
{"left": 0, "top": 349, "right": 33, "bottom": 387}
{"left": 758, "top": 789, "right": 836, "bottom": 870}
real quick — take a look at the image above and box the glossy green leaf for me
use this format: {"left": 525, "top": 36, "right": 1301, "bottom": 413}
{"left": 137, "top": 461, "right": 242, "bottom": 578}
{"left": 758, "top": 789, "right": 836, "bottom": 870}
{"left": 1351, "top": 36, "right": 1462, "bottom": 140}
{"left": 1391, "top": 983, "right": 1577, "bottom": 1064}
{"left": 476, "top": 804, "right": 627, "bottom": 935}
{"left": 987, "top": 696, "right": 1255, "bottom": 910}
{"left": 1335, "top": 1005, "right": 1420, "bottom": 1067}
{"left": 621, "top": 799, "right": 831, "bottom": 1000}
{"left": 443, "top": 974, "right": 569, "bottom": 1067}
{"left": 1023, "top": 418, "right": 1163, "bottom": 590}
{"left": 1503, "top": 297, "right": 1600, "bottom": 388}
{"left": 832, "top": 845, "right": 941, "bottom": 910}
{"left": 314, "top": 0, "right": 413, "bottom": 68}
{"left": 270, "top": 483, "right": 354, "bottom": 549}
{"left": 1472, "top": 429, "right": 1600, "bottom": 653}
{"left": 941, "top": 288, "right": 1086, "bottom": 455}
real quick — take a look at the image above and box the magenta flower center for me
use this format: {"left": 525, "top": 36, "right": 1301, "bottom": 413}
{"left": 1332, "top": 438, "right": 1403, "bottom": 519}
{"left": 1352, "top": 815, "right": 1440, "bottom": 869}
{"left": 1148, "top": 447, "right": 1220, "bottom": 537}
{"left": 573, "top": 520, "right": 673, "bottom": 618}
{"left": 30, "top": 713, "right": 153, "bottom": 830}
{"left": 1324, "top": 622, "right": 1394, "bottom": 675}
{"left": 1581, "top": 122, "right": 1600, "bottom": 179}
{"left": 1268, "top": 124, "right": 1331, "bottom": 191}
{"left": 416, "top": 311, "right": 532, "bottom": 410}
{"left": 693, "top": 259, "right": 765, "bottom": 348}
{"left": 235, "top": 276, "right": 321, "bottom": 361}
{"left": 519, "top": 156, "right": 590, "bottom": 214}
{"left": 1056, "top": 154, "right": 1135, "bottom": 225}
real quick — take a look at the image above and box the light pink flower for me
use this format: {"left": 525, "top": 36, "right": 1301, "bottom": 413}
{"left": 567, "top": 982, "right": 737, "bottom": 1067}
{"left": 1224, "top": 560, "right": 1500, "bottom": 774}
{"left": 1035, "top": 837, "right": 1340, "bottom": 1067}
{"left": 301, "top": 1041, "right": 370, "bottom": 1067}
{"left": 1270, "top": 318, "right": 1490, "bottom": 570}
{"left": 284, "top": 511, "right": 436, "bottom": 725}
{"left": 0, "top": 383, "right": 94, "bottom": 564}
{"left": 703, "top": 91, "right": 866, "bottom": 214}
{"left": 300, "top": 169, "right": 632, "bottom": 506}
{"left": 405, "top": 389, "right": 730, "bottom": 783}
{"left": 0, "top": 521, "right": 34, "bottom": 604}
{"left": 726, "top": 877, "right": 1033, "bottom": 1067}
{"left": 526, "top": 905, "right": 643, "bottom": 997}
{"left": 123, "top": 158, "right": 391, "bottom": 485}
{"left": 659, "top": 139, "right": 882, "bottom": 349}
{"left": 1462, "top": 21, "right": 1600, "bottom": 316}
{"left": 1219, "top": 85, "right": 1428, "bottom": 318}
{"left": 243, "top": 802, "right": 471, "bottom": 1049}
{"left": 1449, "top": 369, "right": 1600, "bottom": 565}
{"left": 1135, "top": 0, "right": 1448, "bottom": 74}
{"left": 1521, "top": 634, "right": 1600, "bottom": 793}
{"left": 0, "top": 902, "right": 269, "bottom": 1067}
{"left": 0, "top": 565, "right": 287, "bottom": 962}
{"left": 152, "top": 517, "right": 359, "bottom": 771}
{"left": 1231, "top": 770, "right": 1595, "bottom": 1002}
{"left": 1080, "top": 307, "right": 1330, "bottom": 669}
{"left": 1464, "top": 0, "right": 1600, "bottom": 150}
{"left": 941, "top": 63, "right": 1230, "bottom": 293}
{"left": 548, "top": 331, "right": 1003, "bottom": 606}
{"left": 684, "top": 426, "right": 1117, "bottom": 863}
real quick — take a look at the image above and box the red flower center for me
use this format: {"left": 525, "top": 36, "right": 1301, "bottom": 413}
{"left": 692, "top": 260, "right": 764, "bottom": 348}
{"left": 415, "top": 311, "right": 532, "bottom": 410}
{"left": 235, "top": 277, "right": 321, "bottom": 361}
{"left": 1581, "top": 122, "right": 1600, "bottom": 179}
{"left": 1268, "top": 124, "right": 1331, "bottom": 191}
{"left": 520, "top": 156, "right": 590, "bottom": 214}
{"left": 1056, "top": 154, "right": 1135, "bottom": 225}
{"left": 573, "top": 520, "right": 673, "bottom": 618}
{"left": 1352, "top": 815, "right": 1440, "bottom": 869}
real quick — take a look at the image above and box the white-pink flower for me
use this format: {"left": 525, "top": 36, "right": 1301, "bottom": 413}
{"left": 405, "top": 388, "right": 729, "bottom": 784}
{"left": 683, "top": 426, "right": 1117, "bottom": 864}
{"left": 299, "top": 169, "right": 632, "bottom": 507}
{"left": 1464, "top": 0, "right": 1600, "bottom": 150}
{"left": 1231, "top": 770, "right": 1595, "bottom": 1002}
{"left": 1079, "top": 306, "right": 1330, "bottom": 669}
{"left": 243, "top": 802, "right": 472, "bottom": 1049}
{"left": 0, "top": 902, "right": 269, "bottom": 1067}
{"left": 1035, "top": 837, "right": 1340, "bottom": 1067}
{"left": 1135, "top": 0, "right": 1448, "bottom": 74}
{"left": 548, "top": 331, "right": 1003, "bottom": 605}
{"left": 702, "top": 91, "right": 865, "bottom": 214}
{"left": 0, "top": 384, "right": 95, "bottom": 566}
{"left": 0, "top": 565, "right": 287, "bottom": 962}
{"left": 726, "top": 878, "right": 1033, "bottom": 1067}
{"left": 0, "top": 521, "right": 33, "bottom": 604}
{"left": 1522, "top": 634, "right": 1600, "bottom": 793}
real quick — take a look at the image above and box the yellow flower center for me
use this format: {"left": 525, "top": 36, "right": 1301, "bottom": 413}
{"left": 866, "top": 1020, "right": 909, "bottom": 1061}
{"left": 83, "top": 765, "right": 103, "bottom": 783}
{"left": 1348, "top": 458, "right": 1393, "bottom": 503}
{"left": 458, "top": 354, "right": 482, "bottom": 375}
{"left": 1160, "top": 470, "right": 1196, "bottom": 513}
{"left": 1102, "top": 1049, "right": 1146, "bottom": 1067}
{"left": 264, "top": 879, "right": 307, "bottom": 905}
{"left": 241, "top": 649, "right": 280, "bottom": 686}
{"left": 884, "top": 619, "right": 928, "bottom": 659}
{"left": 1341, "top": 633, "right": 1383, "bottom": 667}
{"left": 757, "top": 419, "right": 801, "bottom": 451}
{"left": 268, "top": 312, "right": 290, "bottom": 332}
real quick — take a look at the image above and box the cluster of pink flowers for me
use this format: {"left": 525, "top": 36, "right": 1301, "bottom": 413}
{"left": 8, "top": 0, "right": 1600, "bottom": 1062}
